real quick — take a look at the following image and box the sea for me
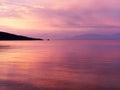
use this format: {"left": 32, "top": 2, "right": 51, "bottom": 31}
{"left": 0, "top": 40, "right": 120, "bottom": 90}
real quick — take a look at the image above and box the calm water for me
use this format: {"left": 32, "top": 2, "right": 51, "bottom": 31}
{"left": 0, "top": 40, "right": 120, "bottom": 90}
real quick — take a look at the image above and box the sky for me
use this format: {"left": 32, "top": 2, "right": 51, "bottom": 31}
{"left": 0, "top": 0, "right": 120, "bottom": 39}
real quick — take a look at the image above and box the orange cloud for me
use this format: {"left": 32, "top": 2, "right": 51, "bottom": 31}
{"left": 0, "top": 0, "right": 120, "bottom": 39}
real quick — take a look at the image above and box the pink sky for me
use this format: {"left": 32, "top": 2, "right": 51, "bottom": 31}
{"left": 0, "top": 0, "right": 120, "bottom": 39}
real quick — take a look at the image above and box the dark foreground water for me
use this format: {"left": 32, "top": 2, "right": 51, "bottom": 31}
{"left": 0, "top": 40, "right": 120, "bottom": 90}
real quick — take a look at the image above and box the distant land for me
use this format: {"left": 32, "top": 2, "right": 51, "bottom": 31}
{"left": 67, "top": 34, "right": 120, "bottom": 40}
{"left": 0, "top": 31, "right": 43, "bottom": 40}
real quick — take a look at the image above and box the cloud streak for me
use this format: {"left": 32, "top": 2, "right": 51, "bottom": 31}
{"left": 0, "top": 0, "right": 120, "bottom": 39}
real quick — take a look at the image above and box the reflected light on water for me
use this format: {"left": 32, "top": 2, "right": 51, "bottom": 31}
{"left": 0, "top": 40, "right": 120, "bottom": 90}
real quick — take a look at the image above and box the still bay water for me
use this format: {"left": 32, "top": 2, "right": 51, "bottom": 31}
{"left": 0, "top": 40, "right": 120, "bottom": 90}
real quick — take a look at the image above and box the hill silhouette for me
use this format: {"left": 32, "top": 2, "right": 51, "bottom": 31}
{"left": 67, "top": 34, "right": 120, "bottom": 40}
{"left": 0, "top": 31, "right": 43, "bottom": 40}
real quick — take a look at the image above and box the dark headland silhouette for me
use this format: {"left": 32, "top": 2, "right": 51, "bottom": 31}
{"left": 0, "top": 31, "right": 43, "bottom": 40}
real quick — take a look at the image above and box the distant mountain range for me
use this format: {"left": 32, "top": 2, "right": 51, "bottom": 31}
{"left": 0, "top": 31, "right": 43, "bottom": 40}
{"left": 67, "top": 34, "right": 120, "bottom": 40}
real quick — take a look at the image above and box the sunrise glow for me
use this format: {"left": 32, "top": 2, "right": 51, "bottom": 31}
{"left": 0, "top": 0, "right": 120, "bottom": 39}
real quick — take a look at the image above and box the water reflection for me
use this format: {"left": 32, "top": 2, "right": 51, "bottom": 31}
{"left": 0, "top": 80, "right": 39, "bottom": 90}
{"left": 0, "top": 45, "right": 11, "bottom": 52}
{"left": 0, "top": 40, "right": 120, "bottom": 90}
